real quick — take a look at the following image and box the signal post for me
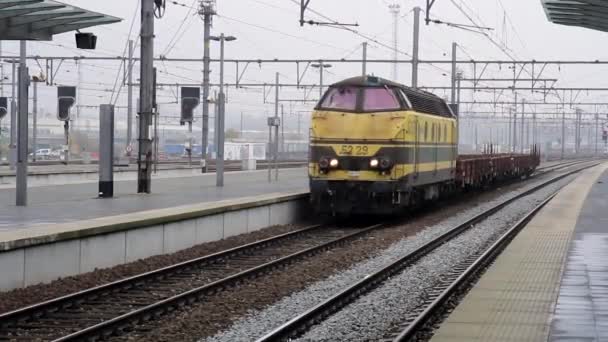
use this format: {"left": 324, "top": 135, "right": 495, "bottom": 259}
{"left": 180, "top": 87, "right": 201, "bottom": 166}
{"left": 57, "top": 86, "right": 76, "bottom": 165}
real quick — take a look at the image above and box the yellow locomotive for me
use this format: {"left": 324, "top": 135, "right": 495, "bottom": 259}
{"left": 309, "top": 76, "right": 458, "bottom": 215}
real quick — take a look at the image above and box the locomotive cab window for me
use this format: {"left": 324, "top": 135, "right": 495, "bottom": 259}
{"left": 319, "top": 86, "right": 359, "bottom": 111}
{"left": 362, "top": 87, "right": 402, "bottom": 112}
{"left": 318, "top": 84, "right": 405, "bottom": 113}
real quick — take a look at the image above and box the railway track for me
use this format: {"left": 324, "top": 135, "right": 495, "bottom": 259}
{"left": 0, "top": 222, "right": 384, "bottom": 342}
{"left": 255, "top": 161, "right": 600, "bottom": 342}
{"left": 386, "top": 193, "right": 556, "bottom": 342}
{"left": 535, "top": 158, "right": 597, "bottom": 173}
{"left": 0, "top": 160, "right": 598, "bottom": 342}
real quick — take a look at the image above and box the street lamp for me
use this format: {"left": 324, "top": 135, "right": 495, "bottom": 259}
{"left": 311, "top": 63, "right": 332, "bottom": 100}
{"left": 4, "top": 59, "right": 19, "bottom": 170}
{"left": 209, "top": 33, "right": 236, "bottom": 187}
{"left": 31, "top": 74, "right": 45, "bottom": 162}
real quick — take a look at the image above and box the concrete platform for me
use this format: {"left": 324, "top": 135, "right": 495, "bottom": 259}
{"left": 431, "top": 162, "right": 608, "bottom": 342}
{"left": 0, "top": 168, "right": 307, "bottom": 231}
{"left": 0, "top": 189, "right": 309, "bottom": 290}
{"left": 0, "top": 161, "right": 306, "bottom": 188}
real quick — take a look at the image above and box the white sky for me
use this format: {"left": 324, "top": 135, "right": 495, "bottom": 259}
{"left": 2, "top": 0, "right": 608, "bottom": 131}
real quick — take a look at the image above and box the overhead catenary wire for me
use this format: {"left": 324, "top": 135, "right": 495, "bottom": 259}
{"left": 161, "top": 0, "right": 198, "bottom": 56}
{"left": 109, "top": 0, "right": 141, "bottom": 104}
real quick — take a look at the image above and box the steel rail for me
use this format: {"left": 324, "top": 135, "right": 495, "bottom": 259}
{"left": 0, "top": 222, "right": 386, "bottom": 341}
{"left": 391, "top": 189, "right": 559, "bottom": 341}
{"left": 536, "top": 159, "right": 588, "bottom": 172}
{"left": 536, "top": 158, "right": 601, "bottom": 173}
{"left": 255, "top": 163, "right": 598, "bottom": 342}
{"left": 48, "top": 222, "right": 384, "bottom": 342}
{"left": 0, "top": 223, "right": 323, "bottom": 326}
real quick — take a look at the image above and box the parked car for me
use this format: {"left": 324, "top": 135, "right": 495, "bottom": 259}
{"left": 29, "top": 148, "right": 52, "bottom": 160}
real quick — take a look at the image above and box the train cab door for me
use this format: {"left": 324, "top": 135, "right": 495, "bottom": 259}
{"left": 396, "top": 127, "right": 406, "bottom": 178}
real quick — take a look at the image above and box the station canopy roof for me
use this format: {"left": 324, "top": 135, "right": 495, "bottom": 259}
{"left": 542, "top": 0, "right": 608, "bottom": 32}
{"left": 0, "top": 0, "right": 121, "bottom": 40}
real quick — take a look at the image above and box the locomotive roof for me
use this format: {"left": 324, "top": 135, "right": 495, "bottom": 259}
{"left": 327, "top": 76, "right": 455, "bottom": 118}
{"left": 330, "top": 76, "right": 443, "bottom": 100}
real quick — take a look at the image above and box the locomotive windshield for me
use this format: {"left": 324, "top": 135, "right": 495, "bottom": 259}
{"left": 319, "top": 86, "right": 358, "bottom": 111}
{"left": 318, "top": 85, "right": 404, "bottom": 112}
{"left": 362, "top": 87, "right": 401, "bottom": 111}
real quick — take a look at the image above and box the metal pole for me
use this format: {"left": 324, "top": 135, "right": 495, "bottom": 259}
{"left": 99, "top": 104, "right": 115, "bottom": 198}
{"left": 521, "top": 98, "right": 525, "bottom": 153}
{"left": 595, "top": 112, "right": 599, "bottom": 156}
{"left": 456, "top": 74, "right": 462, "bottom": 111}
{"left": 362, "top": 42, "right": 367, "bottom": 77}
{"left": 281, "top": 104, "right": 285, "bottom": 154}
{"left": 267, "top": 122, "right": 272, "bottom": 183}
{"left": 561, "top": 108, "right": 565, "bottom": 159}
{"left": 33, "top": 80, "right": 37, "bottom": 162}
{"left": 154, "top": 102, "right": 158, "bottom": 174}
{"left": 474, "top": 124, "right": 478, "bottom": 151}
{"left": 75, "top": 59, "right": 81, "bottom": 133}
{"left": 188, "top": 122, "right": 192, "bottom": 166}
{"left": 508, "top": 108, "right": 512, "bottom": 148}
{"left": 212, "top": 90, "right": 218, "bottom": 157}
{"left": 412, "top": 6, "right": 421, "bottom": 89}
{"left": 456, "top": 73, "right": 461, "bottom": 147}
{"left": 217, "top": 34, "right": 226, "bottom": 187}
{"left": 451, "top": 42, "right": 457, "bottom": 105}
{"left": 64, "top": 121, "right": 69, "bottom": 164}
{"left": 274, "top": 72, "right": 279, "bottom": 181}
{"left": 16, "top": 41, "right": 28, "bottom": 206}
{"left": 297, "top": 111, "right": 301, "bottom": 136}
{"left": 513, "top": 93, "right": 518, "bottom": 153}
{"left": 240, "top": 111, "right": 243, "bottom": 139}
{"left": 127, "top": 39, "right": 134, "bottom": 154}
{"left": 319, "top": 64, "right": 323, "bottom": 100}
{"left": 201, "top": 4, "right": 214, "bottom": 173}
{"left": 389, "top": 4, "right": 400, "bottom": 81}
{"left": 9, "top": 61, "right": 15, "bottom": 169}
{"left": 533, "top": 110, "right": 537, "bottom": 147}
{"left": 137, "top": 0, "right": 154, "bottom": 193}
{"left": 577, "top": 110, "right": 582, "bottom": 154}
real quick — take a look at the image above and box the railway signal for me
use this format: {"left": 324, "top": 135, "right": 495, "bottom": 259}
{"left": 180, "top": 87, "right": 200, "bottom": 124}
{"left": 57, "top": 86, "right": 76, "bottom": 121}
{"left": 0, "top": 97, "right": 7, "bottom": 120}
{"left": 57, "top": 86, "right": 76, "bottom": 165}
{"left": 181, "top": 87, "right": 200, "bottom": 165}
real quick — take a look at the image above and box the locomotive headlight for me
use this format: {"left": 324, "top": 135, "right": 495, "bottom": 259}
{"left": 329, "top": 158, "right": 339, "bottom": 168}
{"left": 369, "top": 158, "right": 379, "bottom": 168}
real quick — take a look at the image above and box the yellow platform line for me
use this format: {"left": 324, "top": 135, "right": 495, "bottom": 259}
{"left": 431, "top": 162, "right": 608, "bottom": 342}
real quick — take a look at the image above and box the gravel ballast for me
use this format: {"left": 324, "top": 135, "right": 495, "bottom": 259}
{"left": 205, "top": 175, "right": 574, "bottom": 342}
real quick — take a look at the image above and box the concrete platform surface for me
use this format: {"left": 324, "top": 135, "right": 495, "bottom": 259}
{"left": 0, "top": 168, "right": 307, "bottom": 231}
{"left": 431, "top": 162, "right": 608, "bottom": 342}
{"left": 0, "top": 162, "right": 193, "bottom": 176}
{"left": 0, "top": 191, "right": 307, "bottom": 252}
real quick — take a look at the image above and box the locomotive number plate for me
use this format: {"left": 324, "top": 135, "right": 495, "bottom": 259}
{"left": 348, "top": 171, "right": 360, "bottom": 178}
{"left": 339, "top": 145, "right": 369, "bottom": 156}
